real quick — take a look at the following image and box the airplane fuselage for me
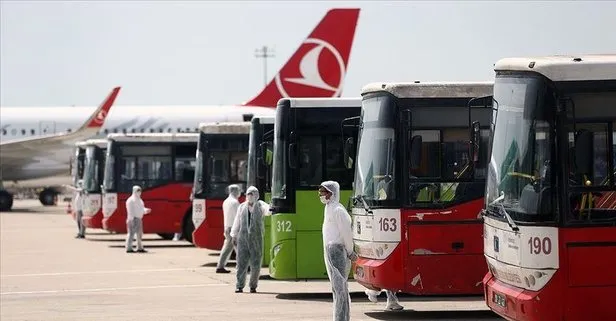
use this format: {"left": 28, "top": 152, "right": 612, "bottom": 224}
{"left": 0, "top": 105, "right": 275, "bottom": 182}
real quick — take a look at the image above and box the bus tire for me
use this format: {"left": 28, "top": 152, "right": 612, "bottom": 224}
{"left": 182, "top": 209, "right": 194, "bottom": 244}
{"left": 157, "top": 233, "right": 174, "bottom": 240}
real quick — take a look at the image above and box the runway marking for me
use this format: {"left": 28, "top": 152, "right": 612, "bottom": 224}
{"left": 1, "top": 267, "right": 206, "bottom": 278}
{"left": 1, "top": 283, "right": 227, "bottom": 295}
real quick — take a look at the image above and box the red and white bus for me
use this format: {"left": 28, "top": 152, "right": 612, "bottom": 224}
{"left": 351, "top": 82, "right": 493, "bottom": 295}
{"left": 101, "top": 133, "right": 198, "bottom": 240}
{"left": 191, "top": 122, "right": 251, "bottom": 249}
{"left": 81, "top": 138, "right": 108, "bottom": 229}
{"left": 483, "top": 55, "right": 616, "bottom": 321}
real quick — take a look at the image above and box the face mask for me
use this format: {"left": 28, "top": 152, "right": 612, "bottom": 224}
{"left": 319, "top": 195, "right": 329, "bottom": 204}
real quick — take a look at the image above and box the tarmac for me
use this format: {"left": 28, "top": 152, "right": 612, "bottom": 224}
{"left": 1, "top": 200, "right": 504, "bottom": 321}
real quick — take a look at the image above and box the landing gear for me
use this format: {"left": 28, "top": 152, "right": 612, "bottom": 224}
{"left": 0, "top": 190, "right": 14, "bottom": 211}
{"left": 39, "top": 188, "right": 58, "bottom": 206}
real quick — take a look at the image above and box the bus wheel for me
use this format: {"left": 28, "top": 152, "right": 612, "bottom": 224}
{"left": 182, "top": 209, "right": 194, "bottom": 244}
{"left": 157, "top": 233, "right": 174, "bottom": 240}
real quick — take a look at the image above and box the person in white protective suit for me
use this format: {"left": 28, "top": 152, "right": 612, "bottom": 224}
{"left": 63, "top": 180, "right": 86, "bottom": 239}
{"left": 319, "top": 181, "right": 357, "bottom": 321}
{"left": 216, "top": 184, "right": 242, "bottom": 273}
{"left": 364, "top": 289, "right": 404, "bottom": 311}
{"left": 230, "top": 186, "right": 269, "bottom": 293}
{"left": 125, "top": 185, "right": 151, "bottom": 253}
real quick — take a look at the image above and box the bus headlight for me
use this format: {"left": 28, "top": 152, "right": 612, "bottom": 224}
{"left": 273, "top": 244, "right": 282, "bottom": 258}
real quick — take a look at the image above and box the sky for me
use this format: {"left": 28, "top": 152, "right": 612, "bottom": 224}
{"left": 1, "top": 0, "right": 615, "bottom": 107}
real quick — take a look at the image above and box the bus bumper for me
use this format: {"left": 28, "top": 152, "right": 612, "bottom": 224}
{"left": 353, "top": 256, "right": 403, "bottom": 292}
{"left": 82, "top": 211, "right": 103, "bottom": 229}
{"left": 192, "top": 205, "right": 224, "bottom": 250}
{"left": 484, "top": 272, "right": 551, "bottom": 321}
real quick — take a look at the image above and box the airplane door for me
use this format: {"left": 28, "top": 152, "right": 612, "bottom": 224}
{"left": 39, "top": 121, "right": 56, "bottom": 135}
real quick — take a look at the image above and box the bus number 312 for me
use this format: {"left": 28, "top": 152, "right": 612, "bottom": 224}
{"left": 528, "top": 236, "right": 552, "bottom": 255}
{"left": 378, "top": 217, "right": 397, "bottom": 232}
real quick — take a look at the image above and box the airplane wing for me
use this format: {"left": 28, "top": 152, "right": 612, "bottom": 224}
{"left": 0, "top": 87, "right": 121, "bottom": 169}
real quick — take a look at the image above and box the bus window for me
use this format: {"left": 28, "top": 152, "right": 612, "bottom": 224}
{"left": 208, "top": 152, "right": 230, "bottom": 197}
{"left": 325, "top": 136, "right": 352, "bottom": 189}
{"left": 298, "top": 136, "right": 322, "bottom": 187}
{"left": 230, "top": 152, "right": 247, "bottom": 183}
{"left": 137, "top": 156, "right": 172, "bottom": 188}
{"left": 567, "top": 121, "right": 616, "bottom": 221}
{"left": 175, "top": 158, "right": 195, "bottom": 182}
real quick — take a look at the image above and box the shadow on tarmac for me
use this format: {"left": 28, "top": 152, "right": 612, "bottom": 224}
{"left": 363, "top": 310, "right": 500, "bottom": 320}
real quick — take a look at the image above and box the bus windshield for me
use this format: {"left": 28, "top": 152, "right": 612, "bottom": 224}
{"left": 103, "top": 143, "right": 114, "bottom": 192}
{"left": 194, "top": 133, "right": 249, "bottom": 199}
{"left": 354, "top": 95, "right": 396, "bottom": 202}
{"left": 83, "top": 146, "right": 104, "bottom": 193}
{"left": 485, "top": 75, "right": 555, "bottom": 222}
{"left": 73, "top": 147, "right": 85, "bottom": 186}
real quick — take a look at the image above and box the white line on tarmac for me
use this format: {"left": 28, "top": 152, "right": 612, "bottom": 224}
{"left": 1, "top": 267, "right": 205, "bottom": 278}
{"left": 1, "top": 283, "right": 227, "bottom": 295}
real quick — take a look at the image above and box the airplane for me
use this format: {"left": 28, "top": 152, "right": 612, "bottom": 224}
{"left": 0, "top": 8, "right": 361, "bottom": 211}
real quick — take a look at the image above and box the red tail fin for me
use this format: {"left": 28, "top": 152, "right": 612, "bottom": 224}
{"left": 242, "top": 8, "right": 360, "bottom": 108}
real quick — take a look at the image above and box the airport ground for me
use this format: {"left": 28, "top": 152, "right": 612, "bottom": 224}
{"left": 1, "top": 200, "right": 504, "bottom": 321}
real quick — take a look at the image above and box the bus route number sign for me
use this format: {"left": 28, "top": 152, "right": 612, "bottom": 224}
{"left": 276, "top": 220, "right": 292, "bottom": 233}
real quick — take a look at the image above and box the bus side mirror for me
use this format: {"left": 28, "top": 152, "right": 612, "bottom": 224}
{"left": 409, "top": 135, "right": 422, "bottom": 170}
{"left": 288, "top": 143, "right": 297, "bottom": 169}
{"left": 574, "top": 130, "right": 593, "bottom": 177}
{"left": 343, "top": 137, "right": 355, "bottom": 170}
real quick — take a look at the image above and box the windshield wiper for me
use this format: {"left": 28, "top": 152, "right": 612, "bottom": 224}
{"left": 353, "top": 194, "right": 373, "bottom": 214}
{"left": 488, "top": 192, "right": 519, "bottom": 232}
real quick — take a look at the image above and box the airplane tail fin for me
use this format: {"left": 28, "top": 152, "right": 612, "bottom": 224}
{"left": 242, "top": 8, "right": 360, "bottom": 108}
{"left": 79, "top": 86, "right": 121, "bottom": 131}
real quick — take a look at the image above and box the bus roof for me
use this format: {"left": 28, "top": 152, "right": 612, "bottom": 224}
{"left": 361, "top": 82, "right": 493, "bottom": 98}
{"left": 279, "top": 97, "right": 361, "bottom": 108}
{"left": 106, "top": 133, "right": 199, "bottom": 143}
{"left": 84, "top": 138, "right": 108, "bottom": 147}
{"left": 494, "top": 54, "right": 616, "bottom": 82}
{"left": 198, "top": 122, "right": 251, "bottom": 134}
{"left": 252, "top": 116, "right": 275, "bottom": 125}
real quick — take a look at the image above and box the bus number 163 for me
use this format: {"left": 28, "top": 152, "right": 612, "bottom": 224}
{"left": 378, "top": 217, "right": 397, "bottom": 232}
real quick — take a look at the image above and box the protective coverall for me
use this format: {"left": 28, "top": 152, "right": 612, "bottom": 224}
{"left": 216, "top": 184, "right": 241, "bottom": 273}
{"left": 320, "top": 180, "right": 357, "bottom": 321}
{"left": 364, "top": 289, "right": 404, "bottom": 311}
{"left": 230, "top": 186, "right": 269, "bottom": 292}
{"left": 64, "top": 180, "right": 86, "bottom": 238}
{"left": 125, "top": 185, "right": 151, "bottom": 253}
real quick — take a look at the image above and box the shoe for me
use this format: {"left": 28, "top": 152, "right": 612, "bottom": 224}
{"left": 235, "top": 288, "right": 243, "bottom": 293}
{"left": 75, "top": 234, "right": 84, "bottom": 239}
{"left": 385, "top": 301, "right": 404, "bottom": 311}
{"left": 250, "top": 288, "right": 257, "bottom": 293}
{"left": 126, "top": 249, "right": 135, "bottom": 253}
{"left": 365, "top": 289, "right": 380, "bottom": 303}
{"left": 216, "top": 268, "right": 231, "bottom": 274}
{"left": 136, "top": 249, "right": 147, "bottom": 253}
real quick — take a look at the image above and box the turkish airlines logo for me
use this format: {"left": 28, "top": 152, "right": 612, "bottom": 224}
{"left": 275, "top": 38, "right": 346, "bottom": 98}
{"left": 93, "top": 110, "right": 107, "bottom": 125}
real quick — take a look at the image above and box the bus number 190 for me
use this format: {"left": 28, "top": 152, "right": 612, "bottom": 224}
{"left": 528, "top": 236, "right": 552, "bottom": 255}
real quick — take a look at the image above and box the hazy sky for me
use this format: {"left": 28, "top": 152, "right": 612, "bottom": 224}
{"left": 1, "top": 0, "right": 615, "bottom": 106}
